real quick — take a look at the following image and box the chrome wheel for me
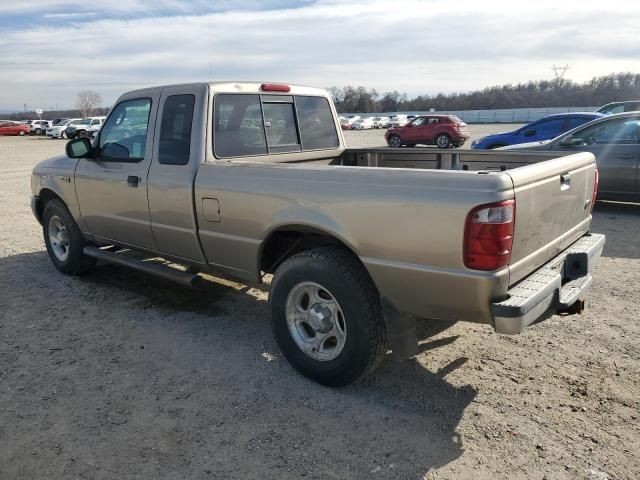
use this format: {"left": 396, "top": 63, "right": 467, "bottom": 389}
{"left": 48, "top": 215, "right": 70, "bottom": 262}
{"left": 436, "top": 134, "right": 451, "bottom": 148}
{"left": 285, "top": 281, "right": 347, "bottom": 361}
{"left": 388, "top": 135, "right": 402, "bottom": 148}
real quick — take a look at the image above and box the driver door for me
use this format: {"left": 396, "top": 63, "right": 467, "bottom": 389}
{"left": 74, "top": 91, "right": 159, "bottom": 249}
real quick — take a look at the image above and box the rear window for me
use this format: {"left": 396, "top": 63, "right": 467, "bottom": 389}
{"left": 213, "top": 93, "right": 338, "bottom": 158}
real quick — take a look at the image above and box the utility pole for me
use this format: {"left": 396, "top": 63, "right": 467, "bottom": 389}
{"left": 551, "top": 64, "right": 570, "bottom": 80}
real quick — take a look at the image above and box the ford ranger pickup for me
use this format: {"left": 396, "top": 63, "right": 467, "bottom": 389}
{"left": 31, "top": 82, "right": 605, "bottom": 386}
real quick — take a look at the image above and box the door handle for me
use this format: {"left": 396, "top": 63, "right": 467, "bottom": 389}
{"left": 616, "top": 153, "right": 635, "bottom": 159}
{"left": 127, "top": 175, "right": 139, "bottom": 187}
{"left": 560, "top": 172, "right": 571, "bottom": 191}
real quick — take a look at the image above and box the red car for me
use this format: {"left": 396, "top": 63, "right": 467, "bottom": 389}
{"left": 0, "top": 121, "right": 30, "bottom": 136}
{"left": 385, "top": 115, "right": 470, "bottom": 148}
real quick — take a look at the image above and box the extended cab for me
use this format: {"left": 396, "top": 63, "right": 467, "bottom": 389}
{"left": 31, "top": 82, "right": 605, "bottom": 386}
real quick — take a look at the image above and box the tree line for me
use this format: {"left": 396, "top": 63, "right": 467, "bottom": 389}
{"left": 328, "top": 72, "right": 640, "bottom": 113}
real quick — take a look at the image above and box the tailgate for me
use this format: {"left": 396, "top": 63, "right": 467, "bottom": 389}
{"left": 506, "top": 152, "right": 597, "bottom": 286}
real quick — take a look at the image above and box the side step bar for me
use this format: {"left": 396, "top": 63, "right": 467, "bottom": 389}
{"left": 83, "top": 246, "right": 202, "bottom": 288}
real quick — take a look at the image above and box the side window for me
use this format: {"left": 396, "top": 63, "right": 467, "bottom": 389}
{"left": 99, "top": 98, "right": 151, "bottom": 160}
{"left": 158, "top": 94, "right": 195, "bottom": 165}
{"left": 262, "top": 101, "right": 301, "bottom": 153}
{"left": 573, "top": 118, "right": 640, "bottom": 145}
{"left": 566, "top": 118, "right": 591, "bottom": 131}
{"left": 411, "top": 117, "right": 426, "bottom": 126}
{"left": 531, "top": 119, "right": 565, "bottom": 135}
{"left": 295, "top": 96, "right": 339, "bottom": 150}
{"left": 214, "top": 94, "right": 267, "bottom": 158}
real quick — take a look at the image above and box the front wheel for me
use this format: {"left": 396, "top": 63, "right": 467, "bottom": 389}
{"left": 387, "top": 134, "right": 402, "bottom": 148}
{"left": 270, "top": 247, "right": 387, "bottom": 387}
{"left": 18, "top": 130, "right": 25, "bottom": 136}
{"left": 61, "top": 131, "right": 68, "bottom": 139}
{"left": 77, "top": 130, "right": 88, "bottom": 138}
{"left": 435, "top": 134, "right": 451, "bottom": 148}
{"left": 35, "top": 128, "right": 42, "bottom": 135}
{"left": 43, "top": 199, "right": 96, "bottom": 275}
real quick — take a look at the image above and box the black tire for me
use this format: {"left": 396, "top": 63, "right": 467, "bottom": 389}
{"left": 270, "top": 247, "right": 387, "bottom": 387}
{"left": 35, "top": 128, "right": 42, "bottom": 135}
{"left": 435, "top": 133, "right": 451, "bottom": 148}
{"left": 19, "top": 130, "right": 26, "bottom": 136}
{"left": 61, "top": 131, "right": 68, "bottom": 139}
{"left": 387, "top": 134, "right": 402, "bottom": 148}
{"left": 42, "top": 199, "right": 96, "bottom": 275}
{"left": 78, "top": 130, "right": 88, "bottom": 138}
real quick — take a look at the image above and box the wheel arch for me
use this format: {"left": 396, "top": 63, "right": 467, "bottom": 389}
{"left": 34, "top": 188, "right": 65, "bottom": 224}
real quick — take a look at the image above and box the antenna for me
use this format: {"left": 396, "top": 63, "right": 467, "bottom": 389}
{"left": 551, "top": 64, "right": 570, "bottom": 80}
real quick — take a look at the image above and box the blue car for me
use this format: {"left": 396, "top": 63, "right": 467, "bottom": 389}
{"left": 471, "top": 112, "right": 604, "bottom": 149}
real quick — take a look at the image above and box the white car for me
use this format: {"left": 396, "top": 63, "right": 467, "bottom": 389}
{"left": 46, "top": 118, "right": 82, "bottom": 139}
{"left": 387, "top": 115, "right": 409, "bottom": 128}
{"left": 30, "top": 120, "right": 51, "bottom": 135}
{"left": 65, "top": 116, "right": 106, "bottom": 139}
{"left": 351, "top": 117, "right": 375, "bottom": 130}
{"left": 371, "top": 116, "right": 389, "bottom": 129}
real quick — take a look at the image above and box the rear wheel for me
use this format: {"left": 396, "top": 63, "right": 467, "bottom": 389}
{"left": 43, "top": 199, "right": 96, "bottom": 275}
{"left": 78, "top": 130, "right": 88, "bottom": 138}
{"left": 435, "top": 133, "right": 451, "bottom": 148}
{"left": 61, "top": 131, "right": 68, "bottom": 139}
{"left": 387, "top": 134, "right": 402, "bottom": 148}
{"left": 270, "top": 247, "right": 387, "bottom": 386}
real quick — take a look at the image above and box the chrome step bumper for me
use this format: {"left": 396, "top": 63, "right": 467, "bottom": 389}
{"left": 492, "top": 233, "right": 606, "bottom": 334}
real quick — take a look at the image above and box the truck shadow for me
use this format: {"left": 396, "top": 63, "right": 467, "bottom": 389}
{"left": 1, "top": 250, "right": 475, "bottom": 478}
{"left": 592, "top": 200, "right": 640, "bottom": 260}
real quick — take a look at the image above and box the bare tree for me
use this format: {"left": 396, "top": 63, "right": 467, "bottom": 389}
{"left": 75, "top": 90, "right": 103, "bottom": 117}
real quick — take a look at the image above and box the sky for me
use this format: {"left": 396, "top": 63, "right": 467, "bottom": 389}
{"left": 0, "top": 0, "right": 639, "bottom": 112}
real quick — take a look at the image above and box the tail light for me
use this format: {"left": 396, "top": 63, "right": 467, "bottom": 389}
{"left": 464, "top": 199, "right": 515, "bottom": 271}
{"left": 591, "top": 168, "right": 599, "bottom": 213}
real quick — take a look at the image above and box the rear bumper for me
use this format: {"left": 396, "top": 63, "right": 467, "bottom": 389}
{"left": 492, "top": 233, "right": 605, "bottom": 334}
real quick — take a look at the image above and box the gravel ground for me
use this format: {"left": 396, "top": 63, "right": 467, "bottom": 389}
{"left": 0, "top": 131, "right": 638, "bottom": 480}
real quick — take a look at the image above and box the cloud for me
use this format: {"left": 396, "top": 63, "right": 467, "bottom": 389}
{"left": 1, "top": 0, "right": 639, "bottom": 110}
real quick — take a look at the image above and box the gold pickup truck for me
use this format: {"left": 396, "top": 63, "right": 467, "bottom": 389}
{"left": 31, "top": 82, "right": 605, "bottom": 386}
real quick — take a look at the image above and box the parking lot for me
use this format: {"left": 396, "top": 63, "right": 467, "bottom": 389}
{"left": 1, "top": 131, "right": 639, "bottom": 479}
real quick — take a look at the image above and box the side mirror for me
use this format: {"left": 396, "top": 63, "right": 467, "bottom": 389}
{"left": 65, "top": 137, "right": 93, "bottom": 158}
{"left": 524, "top": 129, "right": 536, "bottom": 137}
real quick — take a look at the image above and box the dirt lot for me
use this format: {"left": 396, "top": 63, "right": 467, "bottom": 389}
{"left": 0, "top": 131, "right": 638, "bottom": 480}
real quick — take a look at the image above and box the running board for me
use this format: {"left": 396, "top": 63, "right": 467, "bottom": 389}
{"left": 83, "top": 246, "right": 202, "bottom": 288}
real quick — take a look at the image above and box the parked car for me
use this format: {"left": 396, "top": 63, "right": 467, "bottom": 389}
{"left": 65, "top": 116, "right": 105, "bottom": 139}
{"left": 51, "top": 118, "right": 69, "bottom": 126}
{"left": 30, "top": 120, "right": 52, "bottom": 135}
{"left": 371, "top": 116, "right": 389, "bottom": 128}
{"left": 351, "top": 117, "right": 374, "bottom": 130}
{"left": 46, "top": 118, "right": 82, "bottom": 139}
{"left": 596, "top": 101, "right": 640, "bottom": 114}
{"left": 387, "top": 115, "right": 408, "bottom": 128}
{"left": 341, "top": 115, "right": 361, "bottom": 130}
{"left": 500, "top": 112, "right": 640, "bottom": 202}
{"left": 0, "top": 121, "right": 30, "bottom": 136}
{"left": 30, "top": 81, "right": 604, "bottom": 386}
{"left": 471, "top": 113, "right": 604, "bottom": 149}
{"left": 385, "top": 115, "right": 470, "bottom": 148}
